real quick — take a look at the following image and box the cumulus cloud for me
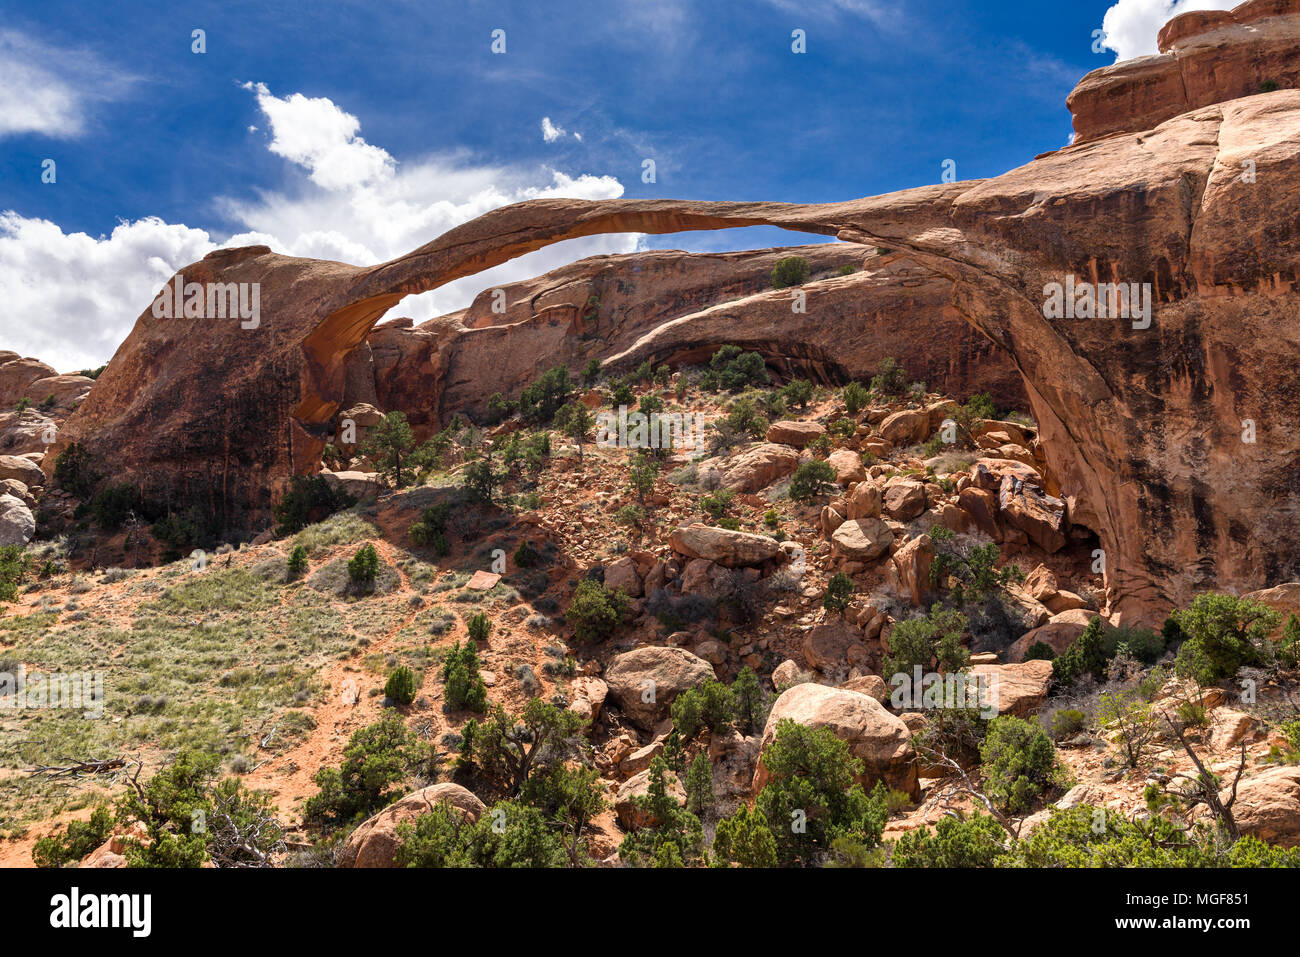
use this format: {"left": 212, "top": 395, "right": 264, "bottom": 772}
{"left": 1098, "top": 0, "right": 1237, "bottom": 61}
{"left": 0, "top": 213, "right": 215, "bottom": 370}
{"left": 0, "top": 29, "right": 135, "bottom": 139}
{"left": 0, "top": 83, "right": 638, "bottom": 370}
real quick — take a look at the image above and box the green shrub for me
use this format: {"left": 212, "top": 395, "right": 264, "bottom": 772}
{"left": 881, "top": 604, "right": 969, "bottom": 678}
{"left": 567, "top": 578, "right": 628, "bottom": 643}
{"left": 347, "top": 543, "right": 380, "bottom": 587}
{"left": 711, "top": 804, "right": 778, "bottom": 867}
{"left": 892, "top": 813, "right": 1006, "bottom": 867}
{"left": 89, "top": 483, "right": 144, "bottom": 530}
{"left": 33, "top": 805, "right": 114, "bottom": 868}
{"left": 700, "top": 488, "right": 735, "bottom": 520}
{"left": 409, "top": 503, "right": 452, "bottom": 548}
{"left": 274, "top": 475, "right": 356, "bottom": 535}
{"left": 755, "top": 721, "right": 890, "bottom": 866}
{"left": 462, "top": 459, "right": 501, "bottom": 505}
{"left": 0, "top": 545, "right": 27, "bottom": 603}
{"left": 782, "top": 378, "right": 814, "bottom": 410}
{"left": 518, "top": 366, "right": 573, "bottom": 424}
{"left": 52, "top": 442, "right": 101, "bottom": 499}
{"left": 467, "top": 611, "right": 491, "bottom": 643}
{"left": 1023, "top": 641, "right": 1056, "bottom": 662}
{"left": 842, "top": 381, "right": 868, "bottom": 416}
{"left": 385, "top": 666, "right": 417, "bottom": 705}
{"left": 708, "top": 345, "right": 769, "bottom": 392}
{"left": 304, "top": 712, "right": 429, "bottom": 829}
{"left": 823, "top": 571, "right": 854, "bottom": 616}
{"left": 441, "top": 641, "right": 488, "bottom": 712}
{"left": 1049, "top": 708, "right": 1088, "bottom": 740}
{"left": 868, "top": 357, "right": 907, "bottom": 396}
{"left": 287, "top": 545, "right": 308, "bottom": 577}
{"left": 979, "top": 716, "right": 1064, "bottom": 814}
{"left": 771, "top": 256, "right": 810, "bottom": 289}
{"left": 788, "top": 459, "right": 836, "bottom": 501}
{"left": 1172, "top": 592, "right": 1281, "bottom": 684}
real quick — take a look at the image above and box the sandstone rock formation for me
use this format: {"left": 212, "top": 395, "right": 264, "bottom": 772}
{"left": 50, "top": 0, "right": 1300, "bottom": 621}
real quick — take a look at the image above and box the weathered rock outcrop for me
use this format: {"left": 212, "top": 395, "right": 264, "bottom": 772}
{"left": 1069, "top": 0, "right": 1300, "bottom": 143}
{"left": 50, "top": 0, "right": 1300, "bottom": 620}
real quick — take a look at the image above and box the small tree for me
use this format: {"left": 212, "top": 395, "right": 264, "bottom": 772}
{"left": 567, "top": 578, "right": 628, "bottom": 643}
{"left": 782, "top": 378, "right": 814, "bottom": 411}
{"left": 788, "top": 460, "right": 836, "bottom": 502}
{"left": 286, "top": 545, "right": 308, "bottom": 578}
{"left": 823, "top": 572, "right": 854, "bottom": 616}
{"left": 628, "top": 456, "right": 658, "bottom": 508}
{"left": 555, "top": 400, "right": 594, "bottom": 461}
{"left": 711, "top": 804, "right": 779, "bottom": 867}
{"left": 684, "top": 752, "right": 715, "bottom": 817}
{"left": 441, "top": 641, "right": 488, "bottom": 712}
{"left": 869, "top": 357, "right": 907, "bottom": 396}
{"left": 467, "top": 611, "right": 492, "bottom": 643}
{"left": 731, "top": 666, "right": 770, "bottom": 735}
{"left": 461, "top": 698, "right": 586, "bottom": 797}
{"left": 462, "top": 458, "right": 501, "bottom": 505}
{"left": 385, "top": 666, "right": 417, "bottom": 705}
{"left": 348, "top": 542, "right": 379, "bottom": 589}
{"left": 362, "top": 411, "right": 416, "bottom": 488}
{"left": 979, "top": 716, "right": 1065, "bottom": 814}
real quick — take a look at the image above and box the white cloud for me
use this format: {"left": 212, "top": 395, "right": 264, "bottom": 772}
{"left": 0, "top": 213, "right": 215, "bottom": 371}
{"left": 242, "top": 82, "right": 395, "bottom": 190}
{"left": 761, "top": 0, "right": 899, "bottom": 29}
{"left": 1098, "top": 0, "right": 1237, "bottom": 61}
{"left": 541, "top": 116, "right": 566, "bottom": 142}
{"left": 0, "top": 30, "right": 134, "bottom": 139}
{"left": 0, "top": 84, "right": 638, "bottom": 371}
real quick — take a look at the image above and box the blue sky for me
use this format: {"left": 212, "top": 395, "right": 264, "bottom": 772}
{"left": 0, "top": 0, "right": 1236, "bottom": 370}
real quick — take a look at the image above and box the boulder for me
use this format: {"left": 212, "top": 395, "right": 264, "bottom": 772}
{"left": 840, "top": 674, "right": 889, "bottom": 702}
{"left": 605, "top": 646, "right": 716, "bottom": 730}
{"left": 0, "top": 494, "right": 35, "bottom": 546}
{"left": 603, "top": 556, "right": 643, "bottom": 597}
{"left": 845, "top": 479, "right": 882, "bottom": 520}
{"left": 830, "top": 517, "right": 894, "bottom": 562}
{"left": 878, "top": 408, "right": 930, "bottom": 446}
{"left": 719, "top": 443, "right": 800, "bottom": 492}
{"left": 892, "top": 533, "right": 935, "bottom": 605}
{"left": 0, "top": 357, "right": 56, "bottom": 406}
{"left": 1225, "top": 766, "right": 1300, "bottom": 848}
{"left": 568, "top": 676, "right": 609, "bottom": 724}
{"left": 0, "top": 454, "right": 44, "bottom": 488}
{"left": 802, "top": 619, "right": 870, "bottom": 674}
{"left": 339, "top": 783, "right": 486, "bottom": 867}
{"left": 320, "top": 470, "right": 385, "bottom": 499}
{"left": 765, "top": 421, "right": 824, "bottom": 449}
{"left": 882, "top": 477, "right": 926, "bottom": 521}
{"left": 1004, "top": 608, "right": 1098, "bottom": 662}
{"left": 668, "top": 523, "right": 782, "bottom": 567}
{"left": 970, "top": 659, "right": 1054, "bottom": 717}
{"left": 826, "top": 449, "right": 867, "bottom": 485}
{"left": 998, "top": 474, "right": 1067, "bottom": 553}
{"left": 754, "top": 683, "right": 919, "bottom": 799}
{"left": 23, "top": 375, "right": 93, "bottom": 411}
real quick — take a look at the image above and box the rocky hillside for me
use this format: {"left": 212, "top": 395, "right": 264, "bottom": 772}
{"left": 3, "top": 0, "right": 1300, "bottom": 871}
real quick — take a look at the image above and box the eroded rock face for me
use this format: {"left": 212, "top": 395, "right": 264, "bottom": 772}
{"left": 1069, "top": 0, "right": 1300, "bottom": 143}
{"left": 51, "top": 5, "right": 1300, "bottom": 620}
